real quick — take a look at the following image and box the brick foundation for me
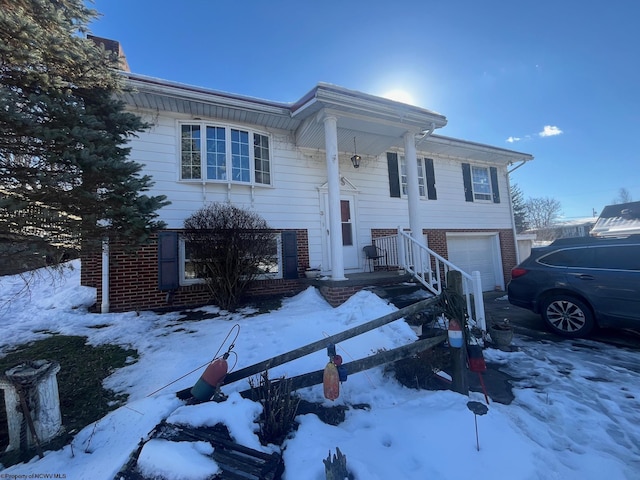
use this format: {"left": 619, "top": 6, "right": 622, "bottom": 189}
{"left": 81, "top": 229, "right": 309, "bottom": 313}
{"left": 318, "top": 285, "right": 363, "bottom": 307}
{"left": 81, "top": 227, "right": 517, "bottom": 313}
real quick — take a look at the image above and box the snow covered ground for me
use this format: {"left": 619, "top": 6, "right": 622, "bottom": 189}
{"left": 1, "top": 261, "right": 639, "bottom": 479}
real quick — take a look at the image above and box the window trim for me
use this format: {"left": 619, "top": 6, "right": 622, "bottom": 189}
{"left": 178, "top": 121, "right": 272, "bottom": 186}
{"left": 462, "top": 163, "right": 500, "bottom": 204}
{"left": 399, "top": 155, "right": 426, "bottom": 197}
{"left": 470, "top": 165, "right": 493, "bottom": 202}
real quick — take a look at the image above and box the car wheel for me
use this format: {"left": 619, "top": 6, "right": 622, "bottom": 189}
{"left": 541, "top": 295, "right": 595, "bottom": 338}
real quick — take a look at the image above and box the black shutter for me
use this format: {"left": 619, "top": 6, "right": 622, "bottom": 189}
{"left": 387, "top": 152, "right": 401, "bottom": 198}
{"left": 462, "top": 163, "right": 473, "bottom": 202}
{"left": 425, "top": 158, "right": 437, "bottom": 200}
{"left": 281, "top": 231, "right": 298, "bottom": 279}
{"left": 490, "top": 167, "right": 500, "bottom": 203}
{"left": 158, "top": 231, "right": 179, "bottom": 291}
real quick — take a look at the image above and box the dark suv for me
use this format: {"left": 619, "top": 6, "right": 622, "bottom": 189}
{"left": 507, "top": 235, "right": 640, "bottom": 337}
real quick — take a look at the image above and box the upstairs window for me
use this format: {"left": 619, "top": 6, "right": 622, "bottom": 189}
{"left": 400, "top": 155, "right": 426, "bottom": 197}
{"left": 462, "top": 163, "right": 500, "bottom": 203}
{"left": 180, "top": 123, "right": 272, "bottom": 185}
{"left": 387, "top": 152, "right": 437, "bottom": 200}
{"left": 471, "top": 166, "right": 492, "bottom": 201}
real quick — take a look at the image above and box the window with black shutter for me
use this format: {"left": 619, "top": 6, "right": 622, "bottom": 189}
{"left": 388, "top": 152, "right": 437, "bottom": 200}
{"left": 462, "top": 163, "right": 500, "bottom": 203}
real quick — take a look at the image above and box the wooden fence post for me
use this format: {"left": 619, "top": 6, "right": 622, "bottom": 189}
{"left": 447, "top": 270, "right": 468, "bottom": 395}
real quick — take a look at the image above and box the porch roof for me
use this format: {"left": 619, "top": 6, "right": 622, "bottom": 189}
{"left": 122, "top": 72, "right": 532, "bottom": 165}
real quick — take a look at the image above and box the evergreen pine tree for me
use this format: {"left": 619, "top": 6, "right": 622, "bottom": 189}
{"left": 0, "top": 0, "right": 168, "bottom": 257}
{"left": 510, "top": 183, "right": 528, "bottom": 233}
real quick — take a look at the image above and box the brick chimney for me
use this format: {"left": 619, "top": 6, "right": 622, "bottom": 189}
{"left": 87, "top": 35, "right": 131, "bottom": 72}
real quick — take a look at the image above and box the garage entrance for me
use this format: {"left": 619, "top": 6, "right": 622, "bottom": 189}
{"left": 446, "top": 233, "right": 504, "bottom": 292}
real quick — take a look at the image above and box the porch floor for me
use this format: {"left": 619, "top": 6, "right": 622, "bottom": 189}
{"left": 302, "top": 269, "right": 414, "bottom": 288}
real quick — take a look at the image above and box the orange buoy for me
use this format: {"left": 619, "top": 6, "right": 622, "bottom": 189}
{"left": 323, "top": 361, "right": 340, "bottom": 401}
{"left": 190, "top": 355, "right": 229, "bottom": 402}
{"left": 201, "top": 357, "right": 228, "bottom": 385}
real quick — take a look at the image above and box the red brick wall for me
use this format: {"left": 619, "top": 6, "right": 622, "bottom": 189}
{"left": 80, "top": 226, "right": 517, "bottom": 312}
{"left": 319, "top": 285, "right": 362, "bottom": 307}
{"left": 498, "top": 229, "right": 517, "bottom": 284}
{"left": 371, "top": 228, "right": 401, "bottom": 239}
{"left": 81, "top": 229, "right": 310, "bottom": 313}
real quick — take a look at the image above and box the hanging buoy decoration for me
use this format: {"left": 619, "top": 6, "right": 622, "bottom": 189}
{"left": 323, "top": 361, "right": 340, "bottom": 400}
{"left": 332, "top": 354, "right": 348, "bottom": 382}
{"left": 448, "top": 318, "right": 464, "bottom": 348}
{"left": 190, "top": 353, "right": 229, "bottom": 402}
{"left": 323, "top": 344, "right": 340, "bottom": 401}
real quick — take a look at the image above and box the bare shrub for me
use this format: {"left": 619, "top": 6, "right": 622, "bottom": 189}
{"left": 249, "top": 371, "right": 300, "bottom": 446}
{"left": 183, "top": 202, "right": 277, "bottom": 310}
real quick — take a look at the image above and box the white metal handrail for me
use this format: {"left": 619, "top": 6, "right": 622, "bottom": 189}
{"left": 396, "top": 229, "right": 486, "bottom": 332}
{"left": 371, "top": 235, "right": 398, "bottom": 268}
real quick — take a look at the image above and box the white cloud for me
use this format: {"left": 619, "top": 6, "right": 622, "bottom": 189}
{"left": 539, "top": 125, "right": 563, "bottom": 137}
{"left": 506, "top": 136, "right": 521, "bottom": 143}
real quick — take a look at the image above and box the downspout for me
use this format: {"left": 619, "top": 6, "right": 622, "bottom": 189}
{"left": 415, "top": 122, "right": 436, "bottom": 147}
{"left": 506, "top": 160, "right": 528, "bottom": 265}
{"left": 507, "top": 160, "right": 528, "bottom": 175}
{"left": 101, "top": 238, "right": 109, "bottom": 314}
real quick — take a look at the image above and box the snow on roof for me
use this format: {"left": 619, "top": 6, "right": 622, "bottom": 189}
{"left": 591, "top": 201, "right": 640, "bottom": 237}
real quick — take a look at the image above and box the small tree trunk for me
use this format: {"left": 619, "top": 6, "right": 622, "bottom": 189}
{"left": 324, "top": 448, "right": 350, "bottom": 480}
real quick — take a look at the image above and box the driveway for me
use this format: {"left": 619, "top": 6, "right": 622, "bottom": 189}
{"left": 483, "top": 291, "right": 640, "bottom": 349}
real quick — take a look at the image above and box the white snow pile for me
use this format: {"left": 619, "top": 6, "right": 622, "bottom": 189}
{"left": 0, "top": 260, "right": 639, "bottom": 479}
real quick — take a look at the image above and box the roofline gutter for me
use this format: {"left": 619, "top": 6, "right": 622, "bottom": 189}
{"left": 124, "top": 73, "right": 291, "bottom": 116}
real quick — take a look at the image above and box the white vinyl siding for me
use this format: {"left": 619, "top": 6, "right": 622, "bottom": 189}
{"left": 126, "top": 112, "right": 514, "bottom": 277}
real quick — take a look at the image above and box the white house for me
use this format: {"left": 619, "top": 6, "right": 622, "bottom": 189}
{"left": 80, "top": 71, "right": 533, "bottom": 313}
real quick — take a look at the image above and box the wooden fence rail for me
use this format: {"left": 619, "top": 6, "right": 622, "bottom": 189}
{"left": 177, "top": 296, "right": 440, "bottom": 399}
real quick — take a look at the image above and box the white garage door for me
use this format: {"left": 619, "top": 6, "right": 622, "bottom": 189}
{"left": 446, "top": 235, "right": 502, "bottom": 292}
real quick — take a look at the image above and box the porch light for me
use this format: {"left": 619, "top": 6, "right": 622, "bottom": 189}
{"left": 351, "top": 137, "right": 361, "bottom": 168}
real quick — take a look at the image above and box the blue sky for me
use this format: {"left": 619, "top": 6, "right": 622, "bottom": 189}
{"left": 90, "top": 0, "right": 640, "bottom": 220}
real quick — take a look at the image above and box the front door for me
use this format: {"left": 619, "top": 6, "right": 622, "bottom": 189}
{"left": 321, "top": 193, "right": 359, "bottom": 271}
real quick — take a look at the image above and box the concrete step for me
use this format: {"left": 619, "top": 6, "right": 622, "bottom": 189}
{"left": 366, "top": 282, "right": 434, "bottom": 309}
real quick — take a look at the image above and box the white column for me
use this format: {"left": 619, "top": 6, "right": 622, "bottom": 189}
{"left": 323, "top": 115, "right": 346, "bottom": 280}
{"left": 403, "top": 132, "right": 424, "bottom": 245}
{"left": 404, "top": 132, "right": 426, "bottom": 275}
